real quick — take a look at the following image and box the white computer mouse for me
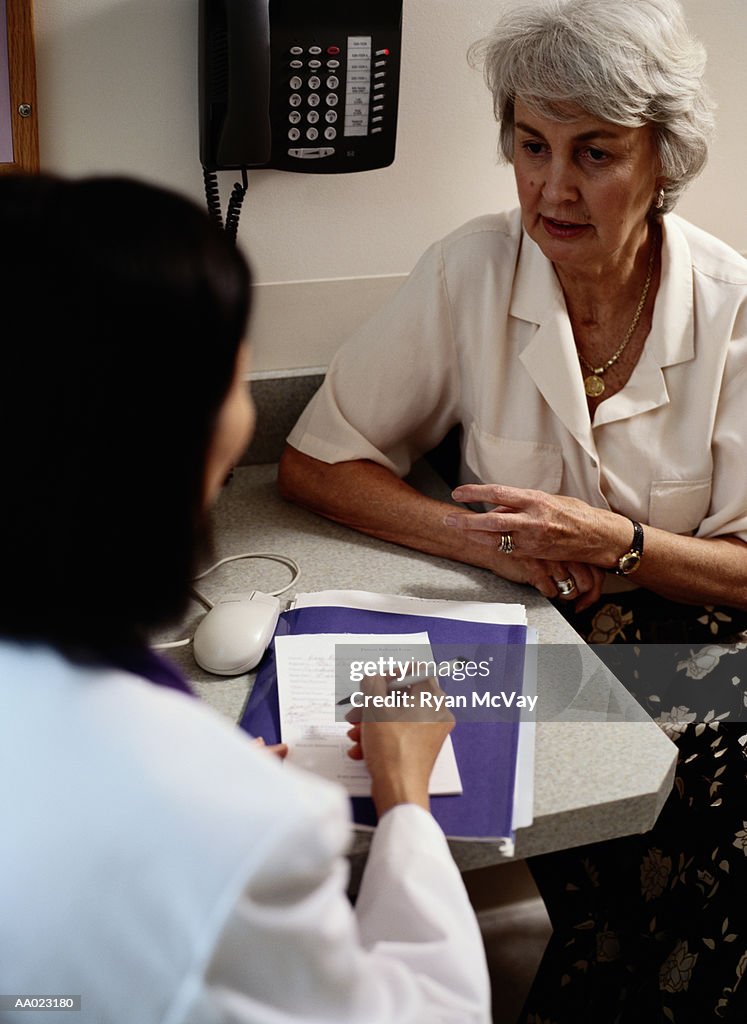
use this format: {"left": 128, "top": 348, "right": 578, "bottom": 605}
{"left": 192, "top": 591, "right": 281, "bottom": 676}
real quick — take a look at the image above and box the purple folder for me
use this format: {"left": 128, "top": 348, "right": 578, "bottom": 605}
{"left": 239, "top": 604, "right": 527, "bottom": 841}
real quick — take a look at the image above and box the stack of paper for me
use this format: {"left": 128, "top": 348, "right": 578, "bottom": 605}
{"left": 240, "top": 589, "right": 535, "bottom": 854}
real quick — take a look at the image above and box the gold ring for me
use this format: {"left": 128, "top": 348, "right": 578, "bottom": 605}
{"left": 498, "top": 533, "right": 514, "bottom": 554}
{"left": 556, "top": 577, "right": 576, "bottom": 596}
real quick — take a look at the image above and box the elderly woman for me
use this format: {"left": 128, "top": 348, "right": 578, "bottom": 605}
{"left": 279, "top": 0, "right": 747, "bottom": 1020}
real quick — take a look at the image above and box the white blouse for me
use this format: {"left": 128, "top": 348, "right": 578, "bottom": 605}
{"left": 0, "top": 642, "right": 490, "bottom": 1023}
{"left": 288, "top": 209, "right": 747, "bottom": 541}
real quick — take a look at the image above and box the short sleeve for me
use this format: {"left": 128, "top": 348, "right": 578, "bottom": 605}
{"left": 287, "top": 240, "right": 462, "bottom": 478}
{"left": 696, "top": 297, "right": 747, "bottom": 541}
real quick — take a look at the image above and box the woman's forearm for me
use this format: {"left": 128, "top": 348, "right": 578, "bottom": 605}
{"left": 627, "top": 530, "right": 747, "bottom": 611}
{"left": 278, "top": 448, "right": 608, "bottom": 608}
{"left": 277, "top": 446, "right": 504, "bottom": 571}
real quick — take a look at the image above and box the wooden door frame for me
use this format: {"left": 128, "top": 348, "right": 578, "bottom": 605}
{"left": 0, "top": 0, "right": 39, "bottom": 174}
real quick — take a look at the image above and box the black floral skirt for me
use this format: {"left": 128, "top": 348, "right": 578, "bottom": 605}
{"left": 518, "top": 590, "right": 747, "bottom": 1024}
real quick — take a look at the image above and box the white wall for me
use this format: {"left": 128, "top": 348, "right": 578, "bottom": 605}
{"left": 33, "top": 0, "right": 746, "bottom": 372}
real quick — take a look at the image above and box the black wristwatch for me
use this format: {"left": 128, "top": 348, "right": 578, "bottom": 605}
{"left": 614, "top": 519, "right": 644, "bottom": 575}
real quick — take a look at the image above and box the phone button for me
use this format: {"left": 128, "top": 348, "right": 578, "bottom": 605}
{"left": 324, "top": 127, "right": 337, "bottom": 140}
{"left": 290, "top": 60, "right": 303, "bottom": 69}
{"left": 307, "top": 110, "right": 320, "bottom": 124}
{"left": 327, "top": 59, "right": 340, "bottom": 69}
{"left": 306, "top": 127, "right": 319, "bottom": 141}
{"left": 326, "top": 93, "right": 339, "bottom": 107}
{"left": 288, "top": 128, "right": 301, "bottom": 141}
{"left": 289, "top": 94, "right": 302, "bottom": 108}
{"left": 290, "top": 46, "right": 303, "bottom": 55}
{"left": 288, "top": 147, "right": 335, "bottom": 159}
{"left": 326, "top": 76, "right": 339, "bottom": 89}
{"left": 309, "top": 46, "right": 322, "bottom": 55}
{"left": 308, "top": 59, "right": 322, "bottom": 69}
{"left": 325, "top": 110, "right": 338, "bottom": 123}
{"left": 289, "top": 111, "right": 301, "bottom": 124}
{"left": 308, "top": 76, "right": 321, "bottom": 90}
{"left": 307, "top": 93, "right": 320, "bottom": 107}
{"left": 289, "top": 76, "right": 303, "bottom": 90}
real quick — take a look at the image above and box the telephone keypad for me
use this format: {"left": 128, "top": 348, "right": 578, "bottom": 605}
{"left": 283, "top": 36, "right": 396, "bottom": 164}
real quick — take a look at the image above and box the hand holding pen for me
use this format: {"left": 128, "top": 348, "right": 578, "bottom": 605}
{"left": 344, "top": 675, "right": 455, "bottom": 816}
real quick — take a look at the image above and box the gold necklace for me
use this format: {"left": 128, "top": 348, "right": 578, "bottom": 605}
{"left": 577, "top": 231, "right": 658, "bottom": 398}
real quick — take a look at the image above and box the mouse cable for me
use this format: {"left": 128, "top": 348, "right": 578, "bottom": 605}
{"left": 191, "top": 551, "right": 301, "bottom": 607}
{"left": 151, "top": 551, "right": 301, "bottom": 651}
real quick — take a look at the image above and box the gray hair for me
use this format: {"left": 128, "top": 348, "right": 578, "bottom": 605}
{"left": 468, "top": 0, "right": 715, "bottom": 212}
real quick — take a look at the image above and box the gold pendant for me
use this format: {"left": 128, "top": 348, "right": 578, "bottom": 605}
{"left": 584, "top": 374, "right": 605, "bottom": 397}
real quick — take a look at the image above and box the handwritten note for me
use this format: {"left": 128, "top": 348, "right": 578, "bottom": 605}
{"left": 275, "top": 632, "right": 462, "bottom": 798}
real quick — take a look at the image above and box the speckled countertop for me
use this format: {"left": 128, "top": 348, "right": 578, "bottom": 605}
{"left": 155, "top": 463, "right": 677, "bottom": 869}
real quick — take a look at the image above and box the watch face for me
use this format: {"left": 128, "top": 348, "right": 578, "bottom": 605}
{"left": 619, "top": 552, "right": 642, "bottom": 575}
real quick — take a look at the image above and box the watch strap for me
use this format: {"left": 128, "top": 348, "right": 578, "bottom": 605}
{"left": 614, "top": 519, "right": 644, "bottom": 576}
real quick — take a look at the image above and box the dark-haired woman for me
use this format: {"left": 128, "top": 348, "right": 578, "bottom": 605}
{"left": 0, "top": 174, "right": 490, "bottom": 1023}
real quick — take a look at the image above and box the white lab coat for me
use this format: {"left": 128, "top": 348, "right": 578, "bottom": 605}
{"left": 0, "top": 641, "right": 490, "bottom": 1023}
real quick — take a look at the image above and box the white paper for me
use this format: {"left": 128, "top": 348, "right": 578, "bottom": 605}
{"left": 285, "top": 589, "right": 534, "bottom": 840}
{"left": 275, "top": 631, "right": 463, "bottom": 798}
{"left": 291, "top": 589, "right": 527, "bottom": 626}
{"left": 511, "top": 627, "right": 537, "bottom": 831}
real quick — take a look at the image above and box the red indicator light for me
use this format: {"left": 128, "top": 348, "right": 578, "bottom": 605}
{"left": 327, "top": 45, "right": 341, "bottom": 55}
{"left": 382, "top": 49, "right": 390, "bottom": 55}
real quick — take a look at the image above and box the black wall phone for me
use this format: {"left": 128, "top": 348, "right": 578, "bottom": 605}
{"left": 199, "top": 0, "right": 403, "bottom": 176}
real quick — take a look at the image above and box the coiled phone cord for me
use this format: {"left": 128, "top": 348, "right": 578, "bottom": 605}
{"left": 202, "top": 166, "right": 248, "bottom": 244}
{"left": 202, "top": 167, "right": 223, "bottom": 230}
{"left": 224, "top": 168, "right": 248, "bottom": 244}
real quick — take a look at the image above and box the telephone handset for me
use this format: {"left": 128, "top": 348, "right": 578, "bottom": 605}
{"left": 199, "top": 0, "right": 403, "bottom": 175}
